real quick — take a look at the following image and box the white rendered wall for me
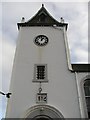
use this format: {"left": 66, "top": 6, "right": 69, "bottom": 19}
{"left": 6, "top": 26, "right": 81, "bottom": 118}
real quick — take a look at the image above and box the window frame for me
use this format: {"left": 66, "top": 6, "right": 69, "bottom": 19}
{"left": 33, "top": 64, "right": 48, "bottom": 82}
{"left": 83, "top": 78, "right": 90, "bottom": 119}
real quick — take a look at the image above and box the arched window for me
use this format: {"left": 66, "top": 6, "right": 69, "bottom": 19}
{"left": 84, "top": 79, "right": 90, "bottom": 118}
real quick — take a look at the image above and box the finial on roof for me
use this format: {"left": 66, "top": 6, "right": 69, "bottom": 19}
{"left": 42, "top": 4, "right": 44, "bottom": 7}
{"left": 60, "top": 17, "right": 64, "bottom": 23}
{"left": 21, "top": 17, "right": 25, "bottom": 23}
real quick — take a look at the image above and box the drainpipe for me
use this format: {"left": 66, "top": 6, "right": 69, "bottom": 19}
{"left": 75, "top": 72, "right": 84, "bottom": 118}
{"left": 63, "top": 27, "right": 72, "bottom": 71}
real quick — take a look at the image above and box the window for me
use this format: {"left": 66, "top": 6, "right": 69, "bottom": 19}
{"left": 40, "top": 14, "right": 46, "bottom": 22}
{"left": 33, "top": 64, "right": 48, "bottom": 82}
{"left": 37, "top": 66, "right": 45, "bottom": 79}
{"left": 38, "top": 13, "right": 47, "bottom": 23}
{"left": 84, "top": 79, "right": 90, "bottom": 118}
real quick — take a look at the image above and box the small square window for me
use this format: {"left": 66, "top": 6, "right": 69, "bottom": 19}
{"left": 33, "top": 64, "right": 48, "bottom": 82}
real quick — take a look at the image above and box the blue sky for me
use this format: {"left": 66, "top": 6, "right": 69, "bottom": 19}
{"left": 1, "top": 1, "right": 89, "bottom": 119}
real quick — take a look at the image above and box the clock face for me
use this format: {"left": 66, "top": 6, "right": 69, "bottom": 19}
{"left": 34, "top": 35, "right": 49, "bottom": 46}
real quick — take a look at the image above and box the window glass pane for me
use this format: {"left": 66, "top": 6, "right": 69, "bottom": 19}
{"left": 86, "top": 97, "right": 90, "bottom": 110}
{"left": 84, "top": 80, "right": 90, "bottom": 86}
{"left": 84, "top": 79, "right": 90, "bottom": 118}
{"left": 84, "top": 86, "right": 90, "bottom": 96}
{"left": 36, "top": 66, "right": 45, "bottom": 79}
{"left": 33, "top": 64, "right": 48, "bottom": 82}
{"left": 84, "top": 80, "right": 90, "bottom": 96}
{"left": 86, "top": 97, "right": 90, "bottom": 118}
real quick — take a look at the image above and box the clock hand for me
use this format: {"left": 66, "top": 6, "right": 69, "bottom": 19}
{"left": 41, "top": 37, "right": 44, "bottom": 41}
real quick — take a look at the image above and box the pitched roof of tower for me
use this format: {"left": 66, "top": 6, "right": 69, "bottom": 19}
{"left": 17, "top": 4, "right": 68, "bottom": 30}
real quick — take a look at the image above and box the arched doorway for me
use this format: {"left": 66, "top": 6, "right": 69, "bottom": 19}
{"left": 23, "top": 105, "right": 64, "bottom": 119}
{"left": 31, "top": 115, "right": 53, "bottom": 120}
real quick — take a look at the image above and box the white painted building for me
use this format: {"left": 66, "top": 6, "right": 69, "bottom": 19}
{"left": 6, "top": 4, "right": 90, "bottom": 119}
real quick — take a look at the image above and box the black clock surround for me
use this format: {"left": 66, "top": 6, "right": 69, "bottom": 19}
{"left": 34, "top": 35, "right": 49, "bottom": 46}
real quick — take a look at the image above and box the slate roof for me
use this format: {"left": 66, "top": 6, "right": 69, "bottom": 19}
{"left": 17, "top": 4, "right": 68, "bottom": 30}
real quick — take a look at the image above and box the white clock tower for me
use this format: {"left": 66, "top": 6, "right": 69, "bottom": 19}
{"left": 6, "top": 4, "right": 88, "bottom": 119}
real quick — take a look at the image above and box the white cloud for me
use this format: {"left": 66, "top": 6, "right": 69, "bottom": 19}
{"left": 0, "top": 34, "right": 2, "bottom": 91}
{"left": 2, "top": 2, "right": 43, "bottom": 22}
{"left": 53, "top": 2, "right": 88, "bottom": 63}
{"left": 0, "top": 33, "right": 15, "bottom": 118}
{"left": 0, "top": 3, "right": 2, "bottom": 119}
{"left": 1, "top": 0, "right": 89, "bottom": 2}
{"left": 74, "top": 47, "right": 88, "bottom": 63}
{"left": 2, "top": 34, "right": 16, "bottom": 91}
